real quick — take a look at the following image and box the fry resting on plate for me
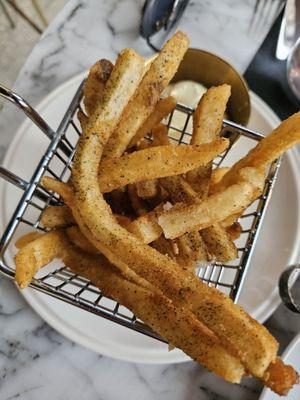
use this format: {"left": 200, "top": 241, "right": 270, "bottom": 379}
{"left": 13, "top": 31, "right": 299, "bottom": 395}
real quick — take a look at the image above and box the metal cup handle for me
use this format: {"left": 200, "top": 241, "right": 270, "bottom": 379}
{"left": 279, "top": 264, "right": 300, "bottom": 313}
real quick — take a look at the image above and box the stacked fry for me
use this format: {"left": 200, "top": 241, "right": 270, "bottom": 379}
{"left": 14, "top": 31, "right": 300, "bottom": 395}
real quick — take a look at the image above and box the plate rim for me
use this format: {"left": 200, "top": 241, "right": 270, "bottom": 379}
{"left": 1, "top": 72, "right": 300, "bottom": 364}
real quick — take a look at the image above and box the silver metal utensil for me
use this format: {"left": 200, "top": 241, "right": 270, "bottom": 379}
{"left": 276, "top": 0, "right": 297, "bottom": 60}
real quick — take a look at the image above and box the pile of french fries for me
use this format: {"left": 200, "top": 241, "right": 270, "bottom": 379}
{"left": 14, "top": 31, "right": 300, "bottom": 394}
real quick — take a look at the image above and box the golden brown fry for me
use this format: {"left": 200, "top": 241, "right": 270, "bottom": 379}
{"left": 187, "top": 84, "right": 231, "bottom": 197}
{"left": 128, "top": 96, "right": 176, "bottom": 148}
{"left": 201, "top": 224, "right": 238, "bottom": 262}
{"left": 102, "top": 31, "right": 189, "bottom": 160}
{"left": 126, "top": 205, "right": 163, "bottom": 243}
{"left": 136, "top": 179, "right": 158, "bottom": 199}
{"left": 65, "top": 246, "right": 245, "bottom": 383}
{"left": 83, "top": 59, "right": 114, "bottom": 116}
{"left": 226, "top": 222, "right": 242, "bottom": 241}
{"left": 115, "top": 214, "right": 132, "bottom": 227}
{"left": 263, "top": 357, "right": 299, "bottom": 396}
{"left": 41, "top": 176, "right": 73, "bottom": 204}
{"left": 158, "top": 168, "right": 264, "bottom": 239}
{"left": 41, "top": 205, "right": 74, "bottom": 228}
{"left": 210, "top": 167, "right": 230, "bottom": 193}
{"left": 15, "top": 229, "right": 69, "bottom": 288}
{"left": 15, "top": 232, "right": 43, "bottom": 249}
{"left": 77, "top": 110, "right": 88, "bottom": 131}
{"left": 176, "top": 231, "right": 208, "bottom": 263}
{"left": 152, "top": 123, "right": 170, "bottom": 146}
{"left": 66, "top": 226, "right": 98, "bottom": 254}
{"left": 71, "top": 33, "right": 278, "bottom": 379}
{"left": 213, "top": 111, "right": 300, "bottom": 193}
{"left": 99, "top": 139, "right": 229, "bottom": 193}
{"left": 160, "top": 175, "right": 200, "bottom": 204}
{"left": 221, "top": 213, "right": 241, "bottom": 228}
{"left": 128, "top": 184, "right": 148, "bottom": 216}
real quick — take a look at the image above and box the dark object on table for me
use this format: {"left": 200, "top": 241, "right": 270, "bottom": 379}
{"left": 140, "top": 0, "right": 189, "bottom": 51}
{"left": 279, "top": 265, "right": 300, "bottom": 313}
{"left": 245, "top": 11, "right": 299, "bottom": 120}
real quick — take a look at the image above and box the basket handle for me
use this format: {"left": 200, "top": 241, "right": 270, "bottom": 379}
{"left": 0, "top": 84, "right": 58, "bottom": 202}
{"left": 0, "top": 84, "right": 55, "bottom": 139}
{"left": 279, "top": 264, "right": 300, "bottom": 313}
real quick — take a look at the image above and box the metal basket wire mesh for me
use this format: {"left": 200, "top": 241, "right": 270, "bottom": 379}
{"left": 0, "top": 80, "right": 281, "bottom": 342}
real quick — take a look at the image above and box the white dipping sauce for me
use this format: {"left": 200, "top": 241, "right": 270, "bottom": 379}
{"left": 164, "top": 80, "right": 207, "bottom": 140}
{"left": 164, "top": 80, "right": 207, "bottom": 108}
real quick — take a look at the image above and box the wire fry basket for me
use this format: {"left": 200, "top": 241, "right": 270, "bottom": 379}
{"left": 0, "top": 81, "right": 282, "bottom": 342}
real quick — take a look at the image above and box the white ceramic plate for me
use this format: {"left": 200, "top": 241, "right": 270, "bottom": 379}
{"left": 1, "top": 73, "right": 300, "bottom": 364}
{"left": 259, "top": 333, "right": 300, "bottom": 400}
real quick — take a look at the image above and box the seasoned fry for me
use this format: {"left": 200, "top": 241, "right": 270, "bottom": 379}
{"left": 83, "top": 59, "right": 114, "bottom": 115}
{"left": 187, "top": 84, "right": 231, "bottom": 197}
{"left": 263, "top": 357, "right": 299, "bottom": 396}
{"left": 201, "top": 224, "right": 238, "bottom": 262}
{"left": 210, "top": 167, "right": 230, "bottom": 193}
{"left": 176, "top": 231, "right": 208, "bottom": 263}
{"left": 41, "top": 176, "right": 73, "bottom": 203}
{"left": 226, "top": 222, "right": 242, "bottom": 241}
{"left": 128, "top": 184, "right": 148, "bottom": 216}
{"left": 136, "top": 179, "right": 158, "bottom": 199}
{"left": 152, "top": 123, "right": 170, "bottom": 146}
{"left": 98, "top": 139, "right": 229, "bottom": 192}
{"left": 15, "top": 230, "right": 69, "bottom": 288}
{"left": 41, "top": 205, "right": 74, "bottom": 228}
{"left": 213, "top": 111, "right": 300, "bottom": 194}
{"left": 66, "top": 226, "right": 98, "bottom": 254}
{"left": 158, "top": 168, "right": 264, "bottom": 239}
{"left": 77, "top": 110, "right": 88, "bottom": 131}
{"left": 126, "top": 205, "right": 163, "bottom": 243}
{"left": 128, "top": 96, "right": 176, "bottom": 148}
{"left": 15, "top": 232, "right": 43, "bottom": 249}
{"left": 64, "top": 246, "right": 245, "bottom": 383}
{"left": 102, "top": 31, "right": 189, "bottom": 160}
{"left": 160, "top": 175, "right": 200, "bottom": 204}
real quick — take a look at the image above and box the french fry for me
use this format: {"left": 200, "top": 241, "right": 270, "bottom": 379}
{"left": 102, "top": 31, "right": 189, "bottom": 160}
{"left": 41, "top": 176, "right": 73, "bottom": 204}
{"left": 176, "top": 231, "right": 208, "bottom": 263}
{"left": 160, "top": 175, "right": 200, "bottom": 204}
{"left": 158, "top": 168, "right": 264, "bottom": 239}
{"left": 201, "top": 224, "right": 238, "bottom": 262}
{"left": 77, "top": 110, "right": 88, "bottom": 131}
{"left": 126, "top": 205, "right": 163, "bottom": 243}
{"left": 64, "top": 245, "right": 245, "bottom": 383}
{"left": 210, "top": 167, "right": 230, "bottom": 193}
{"left": 187, "top": 84, "right": 231, "bottom": 197}
{"left": 128, "top": 96, "right": 176, "bottom": 148}
{"left": 212, "top": 111, "right": 300, "bottom": 194}
{"left": 41, "top": 205, "right": 74, "bottom": 228}
{"left": 15, "top": 229, "right": 69, "bottom": 288}
{"left": 134, "top": 139, "right": 159, "bottom": 199}
{"left": 152, "top": 123, "right": 170, "bottom": 146}
{"left": 136, "top": 179, "right": 158, "bottom": 199}
{"left": 83, "top": 59, "right": 114, "bottom": 116}
{"left": 128, "top": 184, "right": 148, "bottom": 216}
{"left": 98, "top": 139, "right": 229, "bottom": 192}
{"left": 15, "top": 232, "right": 43, "bottom": 249}
{"left": 66, "top": 226, "right": 98, "bottom": 254}
{"left": 226, "top": 222, "right": 242, "bottom": 241}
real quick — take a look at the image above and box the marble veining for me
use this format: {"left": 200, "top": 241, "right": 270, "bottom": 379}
{"left": 0, "top": 1, "right": 298, "bottom": 399}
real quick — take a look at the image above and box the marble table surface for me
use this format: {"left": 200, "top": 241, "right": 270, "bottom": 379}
{"left": 0, "top": 1, "right": 299, "bottom": 399}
